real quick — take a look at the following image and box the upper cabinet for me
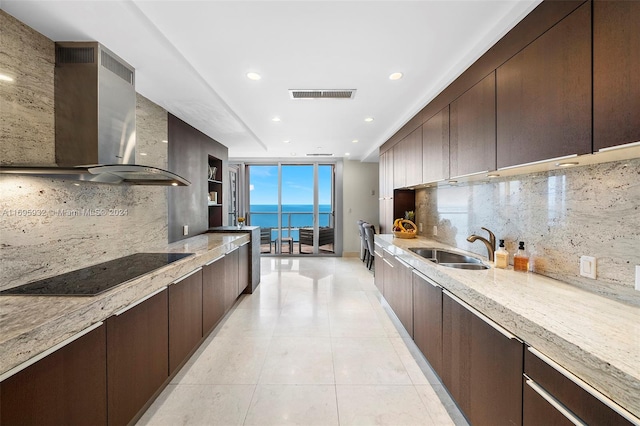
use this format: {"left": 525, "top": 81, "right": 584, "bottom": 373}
{"left": 450, "top": 72, "right": 496, "bottom": 178}
{"left": 496, "top": 2, "right": 591, "bottom": 169}
{"left": 593, "top": 0, "right": 640, "bottom": 151}
{"left": 393, "top": 126, "right": 422, "bottom": 189}
{"left": 422, "top": 106, "right": 450, "bottom": 183}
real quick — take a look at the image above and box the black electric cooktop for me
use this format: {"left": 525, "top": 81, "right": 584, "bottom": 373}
{"left": 1, "top": 253, "right": 194, "bottom": 297}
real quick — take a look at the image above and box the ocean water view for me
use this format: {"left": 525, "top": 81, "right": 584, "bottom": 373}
{"left": 248, "top": 204, "right": 332, "bottom": 240}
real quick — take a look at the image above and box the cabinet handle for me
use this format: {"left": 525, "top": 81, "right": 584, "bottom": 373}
{"left": 397, "top": 258, "right": 412, "bottom": 269}
{"left": 598, "top": 140, "right": 640, "bottom": 152}
{"left": 114, "top": 287, "right": 166, "bottom": 316}
{"left": 443, "top": 289, "right": 519, "bottom": 341}
{"left": 171, "top": 267, "right": 202, "bottom": 285}
{"left": 226, "top": 246, "right": 239, "bottom": 255}
{"left": 524, "top": 376, "right": 587, "bottom": 426}
{"left": 412, "top": 270, "right": 441, "bottom": 288}
{"left": 450, "top": 170, "right": 489, "bottom": 179}
{"left": 527, "top": 347, "right": 639, "bottom": 424}
{"left": 239, "top": 241, "right": 250, "bottom": 247}
{"left": 0, "top": 321, "right": 104, "bottom": 382}
{"left": 383, "top": 258, "right": 394, "bottom": 268}
{"left": 205, "top": 255, "right": 225, "bottom": 266}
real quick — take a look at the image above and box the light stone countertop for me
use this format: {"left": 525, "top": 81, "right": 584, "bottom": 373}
{"left": 375, "top": 234, "right": 640, "bottom": 421}
{"left": 0, "top": 232, "right": 249, "bottom": 377}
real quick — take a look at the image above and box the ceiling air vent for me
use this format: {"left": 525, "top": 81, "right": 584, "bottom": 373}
{"left": 306, "top": 153, "right": 334, "bottom": 157}
{"left": 289, "top": 89, "right": 356, "bottom": 100}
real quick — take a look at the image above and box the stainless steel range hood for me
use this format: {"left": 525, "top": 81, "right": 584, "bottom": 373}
{"left": 0, "top": 42, "right": 189, "bottom": 186}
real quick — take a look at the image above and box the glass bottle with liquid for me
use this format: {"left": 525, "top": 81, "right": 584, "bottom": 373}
{"left": 494, "top": 239, "right": 509, "bottom": 269}
{"left": 513, "top": 241, "right": 529, "bottom": 272}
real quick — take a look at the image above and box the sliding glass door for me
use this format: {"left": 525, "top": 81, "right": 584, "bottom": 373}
{"left": 248, "top": 162, "right": 335, "bottom": 256}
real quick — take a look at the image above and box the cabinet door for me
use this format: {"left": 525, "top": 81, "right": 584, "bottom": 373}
{"left": 593, "top": 0, "right": 640, "bottom": 150}
{"left": 497, "top": 2, "right": 591, "bottom": 168}
{"left": 405, "top": 127, "right": 423, "bottom": 187}
{"left": 238, "top": 242, "right": 249, "bottom": 295}
{"left": 224, "top": 247, "right": 240, "bottom": 311}
{"left": 169, "top": 268, "right": 203, "bottom": 374}
{"left": 0, "top": 324, "right": 107, "bottom": 426}
{"left": 382, "top": 253, "right": 413, "bottom": 337}
{"left": 107, "top": 289, "right": 169, "bottom": 426}
{"left": 373, "top": 244, "right": 384, "bottom": 293}
{"left": 203, "top": 255, "right": 226, "bottom": 334}
{"left": 412, "top": 271, "right": 443, "bottom": 377}
{"left": 384, "top": 149, "right": 394, "bottom": 198}
{"left": 443, "top": 292, "right": 523, "bottom": 426}
{"left": 422, "top": 106, "right": 449, "bottom": 183}
{"left": 525, "top": 348, "right": 634, "bottom": 425}
{"left": 393, "top": 142, "right": 406, "bottom": 189}
{"left": 523, "top": 378, "right": 576, "bottom": 426}
{"left": 450, "top": 72, "right": 496, "bottom": 177}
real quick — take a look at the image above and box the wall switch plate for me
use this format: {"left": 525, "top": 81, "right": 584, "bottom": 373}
{"left": 579, "top": 255, "right": 596, "bottom": 279}
{"left": 432, "top": 225, "right": 438, "bottom": 236}
{"left": 419, "top": 223, "right": 423, "bottom": 232}
{"left": 183, "top": 225, "right": 189, "bottom": 236}
{"left": 635, "top": 266, "right": 640, "bottom": 291}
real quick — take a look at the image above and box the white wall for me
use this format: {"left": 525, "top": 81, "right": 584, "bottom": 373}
{"left": 342, "top": 160, "right": 379, "bottom": 255}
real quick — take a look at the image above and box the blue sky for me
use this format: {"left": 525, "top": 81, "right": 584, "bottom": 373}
{"left": 249, "top": 165, "right": 332, "bottom": 205}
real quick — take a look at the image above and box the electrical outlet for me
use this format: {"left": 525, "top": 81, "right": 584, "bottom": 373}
{"left": 419, "top": 222, "right": 423, "bottom": 232}
{"left": 432, "top": 225, "right": 438, "bottom": 236}
{"left": 579, "top": 255, "right": 596, "bottom": 279}
{"left": 183, "top": 225, "right": 189, "bottom": 236}
{"left": 635, "top": 266, "right": 640, "bottom": 291}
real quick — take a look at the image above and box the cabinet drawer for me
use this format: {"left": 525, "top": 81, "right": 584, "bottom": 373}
{"left": 525, "top": 348, "right": 635, "bottom": 425}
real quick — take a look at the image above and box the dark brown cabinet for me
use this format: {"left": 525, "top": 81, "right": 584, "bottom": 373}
{"left": 593, "top": 0, "right": 640, "bottom": 151}
{"left": 203, "top": 254, "right": 226, "bottom": 334}
{"left": 382, "top": 250, "right": 413, "bottom": 337}
{"left": 373, "top": 243, "right": 384, "bottom": 293}
{"left": 422, "top": 106, "right": 449, "bottom": 183}
{"left": 238, "top": 242, "right": 249, "bottom": 295}
{"left": 524, "top": 347, "right": 634, "bottom": 426}
{"left": 224, "top": 247, "right": 240, "bottom": 311}
{"left": 450, "top": 72, "right": 496, "bottom": 177}
{"left": 0, "top": 324, "right": 107, "bottom": 426}
{"left": 412, "top": 270, "right": 443, "bottom": 377}
{"left": 497, "top": 2, "right": 591, "bottom": 169}
{"left": 378, "top": 150, "right": 394, "bottom": 233}
{"left": 107, "top": 289, "right": 169, "bottom": 426}
{"left": 442, "top": 291, "right": 523, "bottom": 426}
{"left": 169, "top": 268, "right": 203, "bottom": 375}
{"left": 393, "top": 127, "right": 422, "bottom": 189}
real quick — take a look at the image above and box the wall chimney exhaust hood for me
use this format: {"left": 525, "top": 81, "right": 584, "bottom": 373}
{"left": 0, "top": 42, "right": 190, "bottom": 186}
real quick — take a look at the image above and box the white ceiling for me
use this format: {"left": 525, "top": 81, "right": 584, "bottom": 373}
{"left": 2, "top": 0, "right": 541, "bottom": 162}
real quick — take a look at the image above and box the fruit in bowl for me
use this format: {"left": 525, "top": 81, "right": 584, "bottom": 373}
{"left": 393, "top": 218, "right": 417, "bottom": 238}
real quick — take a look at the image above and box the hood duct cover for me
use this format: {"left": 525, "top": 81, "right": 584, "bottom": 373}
{"left": 289, "top": 89, "right": 356, "bottom": 100}
{"left": 0, "top": 42, "right": 189, "bottom": 186}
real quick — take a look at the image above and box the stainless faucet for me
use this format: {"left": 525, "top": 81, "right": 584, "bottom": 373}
{"left": 467, "top": 227, "right": 496, "bottom": 262}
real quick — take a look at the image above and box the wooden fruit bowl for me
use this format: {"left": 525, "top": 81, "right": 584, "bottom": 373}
{"left": 393, "top": 219, "right": 418, "bottom": 239}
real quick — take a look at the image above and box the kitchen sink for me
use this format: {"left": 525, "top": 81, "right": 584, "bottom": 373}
{"left": 409, "top": 247, "right": 490, "bottom": 270}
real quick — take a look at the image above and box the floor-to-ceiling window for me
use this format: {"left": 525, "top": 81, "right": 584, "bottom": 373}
{"left": 247, "top": 162, "right": 338, "bottom": 256}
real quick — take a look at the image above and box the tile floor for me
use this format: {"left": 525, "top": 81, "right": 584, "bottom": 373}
{"left": 137, "top": 257, "right": 468, "bottom": 426}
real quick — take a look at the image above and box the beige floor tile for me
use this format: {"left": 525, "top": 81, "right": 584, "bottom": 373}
{"left": 390, "top": 337, "right": 430, "bottom": 385}
{"left": 336, "top": 385, "right": 434, "bottom": 425}
{"left": 329, "top": 308, "right": 388, "bottom": 338}
{"left": 214, "top": 306, "right": 279, "bottom": 338}
{"left": 137, "top": 384, "right": 254, "bottom": 426}
{"left": 415, "top": 384, "right": 466, "bottom": 426}
{"left": 175, "top": 335, "right": 270, "bottom": 385}
{"left": 274, "top": 306, "right": 331, "bottom": 337}
{"left": 259, "top": 336, "right": 335, "bottom": 384}
{"left": 332, "top": 337, "right": 412, "bottom": 385}
{"left": 244, "top": 384, "right": 339, "bottom": 426}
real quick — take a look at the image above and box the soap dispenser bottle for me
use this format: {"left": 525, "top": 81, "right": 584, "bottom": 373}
{"left": 513, "top": 241, "right": 529, "bottom": 272}
{"left": 494, "top": 239, "right": 509, "bottom": 269}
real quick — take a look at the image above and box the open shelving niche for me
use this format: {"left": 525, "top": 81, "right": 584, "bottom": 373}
{"left": 208, "top": 155, "right": 223, "bottom": 227}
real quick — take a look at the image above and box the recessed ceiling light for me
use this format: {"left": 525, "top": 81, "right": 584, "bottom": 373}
{"left": 556, "top": 161, "right": 579, "bottom": 167}
{"left": 283, "top": 140, "right": 290, "bottom": 144}
{"left": 345, "top": 152, "right": 351, "bottom": 156}
{"left": 290, "top": 152, "right": 297, "bottom": 156}
{"left": 272, "top": 116, "right": 281, "bottom": 122}
{"left": 246, "top": 72, "right": 261, "bottom": 81}
{"left": 364, "top": 117, "right": 374, "bottom": 122}
{"left": 389, "top": 72, "right": 403, "bottom": 80}
{"left": 139, "top": 152, "right": 148, "bottom": 156}
{"left": 73, "top": 183, "right": 80, "bottom": 186}
{"left": 171, "top": 182, "right": 178, "bottom": 186}
{"left": 352, "top": 139, "right": 359, "bottom": 143}
{"left": 0, "top": 74, "right": 14, "bottom": 82}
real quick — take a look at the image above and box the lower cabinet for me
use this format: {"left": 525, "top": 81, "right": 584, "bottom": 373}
{"left": 524, "top": 347, "right": 635, "bottom": 426}
{"left": 412, "top": 270, "right": 443, "bottom": 378}
{"left": 442, "top": 290, "right": 523, "bottom": 426}
{"left": 382, "top": 250, "right": 413, "bottom": 337}
{"left": 224, "top": 247, "right": 240, "bottom": 311}
{"left": 373, "top": 243, "right": 384, "bottom": 293}
{"left": 169, "top": 268, "right": 203, "bottom": 375}
{"left": 203, "top": 254, "right": 227, "bottom": 334}
{"left": 107, "top": 288, "right": 169, "bottom": 426}
{"left": 238, "top": 242, "right": 249, "bottom": 295}
{"left": 0, "top": 323, "right": 107, "bottom": 426}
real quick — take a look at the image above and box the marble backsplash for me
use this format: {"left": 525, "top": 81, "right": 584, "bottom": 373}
{"left": 0, "top": 10, "right": 171, "bottom": 290}
{"left": 415, "top": 158, "right": 640, "bottom": 304}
